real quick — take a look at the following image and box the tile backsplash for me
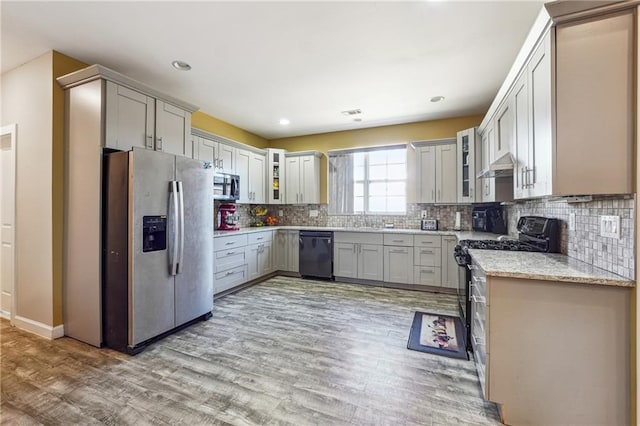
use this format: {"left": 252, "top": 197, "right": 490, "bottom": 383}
{"left": 218, "top": 195, "right": 635, "bottom": 280}
{"left": 243, "top": 203, "right": 473, "bottom": 231}
{"left": 505, "top": 195, "right": 635, "bottom": 279}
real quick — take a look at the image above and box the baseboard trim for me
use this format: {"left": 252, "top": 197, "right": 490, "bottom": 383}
{"left": 13, "top": 315, "right": 64, "bottom": 340}
{"left": 0, "top": 310, "right": 10, "bottom": 320}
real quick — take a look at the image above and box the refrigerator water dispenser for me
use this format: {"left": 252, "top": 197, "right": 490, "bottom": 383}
{"left": 142, "top": 216, "right": 167, "bottom": 252}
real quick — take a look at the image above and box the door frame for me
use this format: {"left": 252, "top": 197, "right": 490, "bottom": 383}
{"left": 0, "top": 123, "right": 17, "bottom": 325}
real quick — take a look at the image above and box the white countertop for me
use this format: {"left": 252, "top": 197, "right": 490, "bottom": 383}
{"left": 469, "top": 249, "right": 635, "bottom": 288}
{"left": 214, "top": 226, "right": 505, "bottom": 241}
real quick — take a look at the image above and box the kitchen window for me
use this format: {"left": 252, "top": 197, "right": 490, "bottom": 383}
{"left": 328, "top": 145, "right": 406, "bottom": 215}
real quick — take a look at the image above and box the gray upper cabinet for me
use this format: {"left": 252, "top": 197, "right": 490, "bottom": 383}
{"left": 105, "top": 82, "right": 155, "bottom": 152}
{"left": 58, "top": 65, "right": 198, "bottom": 157}
{"left": 478, "top": 5, "right": 635, "bottom": 200}
{"left": 415, "top": 140, "right": 457, "bottom": 204}
{"left": 457, "top": 127, "right": 478, "bottom": 203}
{"left": 156, "top": 101, "right": 192, "bottom": 157}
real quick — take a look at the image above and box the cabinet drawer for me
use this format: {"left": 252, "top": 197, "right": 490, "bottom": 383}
{"left": 214, "top": 234, "right": 248, "bottom": 251}
{"left": 334, "top": 232, "right": 383, "bottom": 245}
{"left": 383, "top": 234, "right": 413, "bottom": 247}
{"left": 214, "top": 265, "right": 247, "bottom": 294}
{"left": 248, "top": 230, "right": 273, "bottom": 245}
{"left": 214, "top": 248, "right": 247, "bottom": 273}
{"left": 413, "top": 266, "right": 442, "bottom": 287}
{"left": 414, "top": 247, "right": 442, "bottom": 267}
{"left": 414, "top": 234, "right": 442, "bottom": 248}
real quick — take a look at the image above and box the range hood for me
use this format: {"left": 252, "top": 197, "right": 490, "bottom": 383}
{"left": 477, "top": 152, "right": 515, "bottom": 179}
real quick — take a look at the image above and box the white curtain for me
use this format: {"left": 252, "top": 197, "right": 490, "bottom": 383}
{"left": 328, "top": 153, "right": 354, "bottom": 215}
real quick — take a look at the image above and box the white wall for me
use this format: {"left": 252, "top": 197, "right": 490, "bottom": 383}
{"left": 0, "top": 52, "right": 54, "bottom": 331}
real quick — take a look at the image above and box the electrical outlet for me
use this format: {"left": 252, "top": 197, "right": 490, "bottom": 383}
{"left": 569, "top": 213, "right": 576, "bottom": 231}
{"left": 421, "top": 210, "right": 427, "bottom": 219}
{"left": 309, "top": 210, "right": 319, "bottom": 218}
{"left": 600, "top": 215, "right": 620, "bottom": 239}
{"left": 278, "top": 210, "right": 283, "bottom": 217}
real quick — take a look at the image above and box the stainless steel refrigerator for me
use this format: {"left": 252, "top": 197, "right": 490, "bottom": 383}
{"left": 103, "top": 148, "right": 213, "bottom": 354}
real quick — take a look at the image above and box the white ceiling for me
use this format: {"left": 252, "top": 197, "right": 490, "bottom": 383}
{"left": 1, "top": 1, "right": 545, "bottom": 139}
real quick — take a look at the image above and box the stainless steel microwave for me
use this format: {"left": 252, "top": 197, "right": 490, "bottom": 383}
{"left": 213, "top": 173, "right": 240, "bottom": 201}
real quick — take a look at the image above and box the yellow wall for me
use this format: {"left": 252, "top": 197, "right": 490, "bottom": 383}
{"left": 52, "top": 51, "right": 88, "bottom": 326}
{"left": 269, "top": 114, "right": 484, "bottom": 203}
{"left": 192, "top": 111, "right": 268, "bottom": 148}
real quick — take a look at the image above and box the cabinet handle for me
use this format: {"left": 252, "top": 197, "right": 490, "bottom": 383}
{"left": 420, "top": 241, "right": 433, "bottom": 245}
{"left": 146, "top": 135, "right": 154, "bottom": 149}
{"left": 296, "top": 193, "right": 299, "bottom": 203}
{"left": 390, "top": 249, "right": 406, "bottom": 253}
{"left": 300, "top": 193, "right": 303, "bottom": 202}
{"left": 470, "top": 187, "right": 473, "bottom": 198}
{"left": 421, "top": 249, "right": 434, "bottom": 254}
{"left": 257, "top": 237, "right": 264, "bottom": 240}
{"left": 226, "top": 251, "right": 236, "bottom": 255}
{"left": 431, "top": 189, "right": 434, "bottom": 201}
{"left": 438, "top": 189, "right": 441, "bottom": 200}
{"left": 528, "top": 167, "right": 535, "bottom": 187}
{"left": 392, "top": 239, "right": 404, "bottom": 243}
{"left": 353, "top": 245, "right": 356, "bottom": 253}
{"left": 225, "top": 270, "right": 235, "bottom": 276}
{"left": 225, "top": 242, "right": 235, "bottom": 246}
{"left": 421, "top": 269, "right": 434, "bottom": 274}
{"left": 471, "top": 295, "right": 486, "bottom": 304}
{"left": 221, "top": 159, "right": 224, "bottom": 169}
{"left": 156, "top": 136, "right": 163, "bottom": 150}
{"left": 472, "top": 335, "right": 485, "bottom": 346}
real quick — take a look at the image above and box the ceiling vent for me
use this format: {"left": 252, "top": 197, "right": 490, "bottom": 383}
{"left": 341, "top": 109, "right": 362, "bottom": 116}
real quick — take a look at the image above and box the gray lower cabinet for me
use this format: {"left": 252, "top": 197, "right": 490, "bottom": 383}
{"left": 333, "top": 232, "right": 383, "bottom": 281}
{"left": 214, "top": 234, "right": 248, "bottom": 294}
{"left": 274, "top": 230, "right": 299, "bottom": 273}
{"left": 383, "top": 246, "right": 414, "bottom": 284}
{"left": 470, "top": 259, "right": 630, "bottom": 425}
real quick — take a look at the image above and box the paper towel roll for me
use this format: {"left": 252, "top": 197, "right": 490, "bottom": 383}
{"left": 454, "top": 211, "right": 461, "bottom": 230}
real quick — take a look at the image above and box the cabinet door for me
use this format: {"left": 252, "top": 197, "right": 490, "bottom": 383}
{"left": 301, "top": 155, "right": 319, "bottom": 204}
{"left": 436, "top": 144, "right": 457, "bottom": 203}
{"left": 250, "top": 153, "right": 266, "bottom": 204}
{"left": 513, "top": 71, "right": 530, "bottom": 200}
{"left": 156, "top": 101, "right": 192, "bottom": 157}
{"left": 528, "top": 32, "right": 552, "bottom": 198}
{"left": 556, "top": 11, "right": 633, "bottom": 196}
{"left": 358, "top": 244, "right": 384, "bottom": 281}
{"left": 197, "top": 137, "right": 218, "bottom": 163}
{"left": 258, "top": 242, "right": 272, "bottom": 276}
{"left": 218, "top": 143, "right": 235, "bottom": 174}
{"left": 287, "top": 231, "right": 299, "bottom": 273}
{"left": 285, "top": 156, "right": 301, "bottom": 204}
{"left": 417, "top": 146, "right": 436, "bottom": 203}
{"left": 273, "top": 231, "right": 288, "bottom": 271}
{"left": 441, "top": 237, "right": 459, "bottom": 289}
{"left": 483, "top": 125, "right": 496, "bottom": 202}
{"left": 235, "top": 149, "right": 251, "bottom": 203}
{"left": 495, "top": 98, "right": 514, "bottom": 163}
{"left": 334, "top": 242, "right": 357, "bottom": 278}
{"left": 105, "top": 82, "right": 155, "bottom": 151}
{"left": 247, "top": 244, "right": 260, "bottom": 281}
{"left": 457, "top": 129, "right": 476, "bottom": 203}
{"left": 383, "top": 246, "right": 414, "bottom": 284}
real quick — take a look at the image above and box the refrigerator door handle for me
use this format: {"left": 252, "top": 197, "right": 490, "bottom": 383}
{"left": 177, "top": 181, "right": 185, "bottom": 274}
{"left": 169, "top": 181, "right": 179, "bottom": 276}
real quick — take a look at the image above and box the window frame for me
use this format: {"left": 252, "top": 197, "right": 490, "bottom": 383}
{"left": 353, "top": 147, "right": 407, "bottom": 215}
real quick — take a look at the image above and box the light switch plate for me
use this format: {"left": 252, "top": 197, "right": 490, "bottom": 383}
{"left": 278, "top": 210, "right": 283, "bottom": 217}
{"left": 421, "top": 210, "right": 427, "bottom": 219}
{"left": 569, "top": 213, "right": 576, "bottom": 231}
{"left": 600, "top": 215, "right": 620, "bottom": 239}
{"left": 309, "top": 210, "right": 319, "bottom": 218}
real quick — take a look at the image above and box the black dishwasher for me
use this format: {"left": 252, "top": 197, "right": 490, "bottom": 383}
{"left": 299, "top": 231, "right": 333, "bottom": 279}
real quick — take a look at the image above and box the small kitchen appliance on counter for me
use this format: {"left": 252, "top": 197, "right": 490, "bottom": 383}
{"left": 217, "top": 203, "right": 240, "bottom": 231}
{"left": 213, "top": 173, "right": 240, "bottom": 201}
{"left": 472, "top": 204, "right": 507, "bottom": 234}
{"left": 453, "top": 216, "right": 560, "bottom": 351}
{"left": 420, "top": 219, "right": 438, "bottom": 231}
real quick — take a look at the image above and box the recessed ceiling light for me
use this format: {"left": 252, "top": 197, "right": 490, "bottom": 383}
{"left": 341, "top": 109, "right": 362, "bottom": 116}
{"left": 279, "top": 118, "right": 290, "bottom": 126}
{"left": 430, "top": 96, "right": 445, "bottom": 103}
{"left": 171, "top": 60, "right": 191, "bottom": 71}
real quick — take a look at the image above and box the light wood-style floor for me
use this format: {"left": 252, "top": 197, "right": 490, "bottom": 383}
{"left": 1, "top": 276, "right": 500, "bottom": 425}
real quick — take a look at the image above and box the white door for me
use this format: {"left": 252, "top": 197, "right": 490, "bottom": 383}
{"left": 235, "top": 149, "right": 251, "bottom": 203}
{"left": 156, "top": 101, "right": 191, "bottom": 157}
{"left": 417, "top": 147, "right": 436, "bottom": 203}
{"left": 358, "top": 244, "right": 383, "bottom": 281}
{"left": 285, "top": 156, "right": 301, "bottom": 204}
{"left": 250, "top": 153, "right": 266, "bottom": 204}
{"left": 436, "top": 144, "right": 457, "bottom": 203}
{"left": 0, "top": 124, "right": 16, "bottom": 321}
{"left": 333, "top": 243, "right": 357, "bottom": 278}
{"left": 383, "top": 246, "right": 414, "bottom": 284}
{"left": 105, "top": 82, "right": 155, "bottom": 151}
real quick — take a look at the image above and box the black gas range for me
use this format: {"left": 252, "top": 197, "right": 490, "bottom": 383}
{"left": 454, "top": 216, "right": 560, "bottom": 351}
